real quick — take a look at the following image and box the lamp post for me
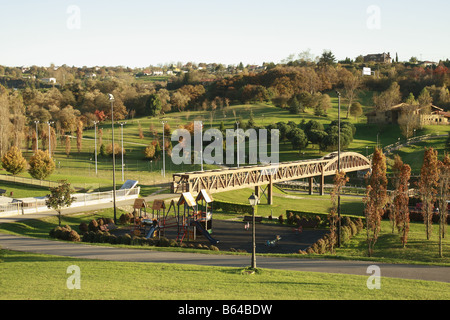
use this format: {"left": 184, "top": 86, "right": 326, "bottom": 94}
{"left": 161, "top": 120, "right": 168, "bottom": 178}
{"left": 236, "top": 121, "right": 240, "bottom": 168}
{"left": 336, "top": 90, "right": 342, "bottom": 247}
{"left": 46, "top": 121, "right": 54, "bottom": 156}
{"left": 119, "top": 122, "right": 126, "bottom": 182}
{"left": 200, "top": 121, "right": 203, "bottom": 171}
{"left": 248, "top": 192, "right": 258, "bottom": 269}
{"left": 34, "top": 120, "right": 39, "bottom": 152}
{"left": 109, "top": 94, "right": 117, "bottom": 224}
{"left": 93, "top": 120, "right": 99, "bottom": 175}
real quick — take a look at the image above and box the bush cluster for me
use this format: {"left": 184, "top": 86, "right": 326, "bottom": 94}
{"left": 80, "top": 231, "right": 220, "bottom": 251}
{"left": 49, "top": 225, "right": 81, "bottom": 242}
{"left": 298, "top": 217, "right": 365, "bottom": 255}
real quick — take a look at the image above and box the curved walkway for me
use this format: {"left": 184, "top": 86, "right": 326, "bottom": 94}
{"left": 0, "top": 196, "right": 449, "bottom": 284}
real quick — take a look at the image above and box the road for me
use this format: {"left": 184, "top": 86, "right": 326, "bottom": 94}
{"left": 0, "top": 192, "right": 449, "bottom": 284}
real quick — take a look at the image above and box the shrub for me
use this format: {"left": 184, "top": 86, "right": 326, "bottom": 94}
{"left": 79, "top": 222, "right": 88, "bottom": 233}
{"left": 278, "top": 214, "right": 284, "bottom": 224}
{"left": 88, "top": 219, "right": 99, "bottom": 232}
{"left": 67, "top": 230, "right": 81, "bottom": 242}
{"left": 209, "top": 245, "right": 219, "bottom": 251}
{"left": 158, "top": 237, "right": 170, "bottom": 247}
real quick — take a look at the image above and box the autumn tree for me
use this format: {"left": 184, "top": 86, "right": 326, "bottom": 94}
{"left": 394, "top": 162, "right": 411, "bottom": 248}
{"left": 364, "top": 148, "right": 388, "bottom": 257}
{"left": 373, "top": 82, "right": 402, "bottom": 111}
{"left": 1, "top": 145, "right": 27, "bottom": 176}
{"left": 389, "top": 155, "right": 404, "bottom": 233}
{"left": 28, "top": 150, "right": 55, "bottom": 180}
{"left": 46, "top": 180, "right": 75, "bottom": 226}
{"left": 65, "top": 135, "right": 71, "bottom": 156}
{"left": 418, "top": 147, "right": 439, "bottom": 240}
{"left": 437, "top": 154, "right": 450, "bottom": 257}
{"left": 329, "top": 170, "right": 349, "bottom": 253}
{"left": 76, "top": 120, "right": 83, "bottom": 153}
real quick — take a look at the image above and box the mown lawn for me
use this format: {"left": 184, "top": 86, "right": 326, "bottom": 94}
{"left": 1, "top": 249, "right": 449, "bottom": 300}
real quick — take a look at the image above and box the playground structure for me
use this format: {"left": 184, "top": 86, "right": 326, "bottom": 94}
{"left": 131, "top": 190, "right": 219, "bottom": 245}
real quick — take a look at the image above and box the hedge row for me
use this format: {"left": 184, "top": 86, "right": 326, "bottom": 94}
{"left": 284, "top": 210, "right": 365, "bottom": 228}
{"left": 214, "top": 200, "right": 254, "bottom": 215}
{"left": 298, "top": 216, "right": 365, "bottom": 255}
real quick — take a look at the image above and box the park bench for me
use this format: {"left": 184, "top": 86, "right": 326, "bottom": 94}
{"left": 243, "top": 215, "right": 263, "bottom": 223}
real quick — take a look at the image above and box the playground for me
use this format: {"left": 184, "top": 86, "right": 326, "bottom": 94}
{"left": 111, "top": 190, "right": 328, "bottom": 254}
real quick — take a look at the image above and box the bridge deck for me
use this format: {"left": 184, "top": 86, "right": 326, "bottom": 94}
{"left": 172, "top": 152, "right": 371, "bottom": 194}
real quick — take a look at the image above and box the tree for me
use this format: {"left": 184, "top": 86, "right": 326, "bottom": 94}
{"left": 146, "top": 93, "right": 162, "bottom": 116}
{"left": 390, "top": 155, "right": 404, "bottom": 233}
{"left": 364, "top": 148, "right": 388, "bottom": 257}
{"left": 340, "top": 69, "right": 362, "bottom": 118}
{"left": 318, "top": 50, "right": 336, "bottom": 67}
{"left": 349, "top": 102, "right": 363, "bottom": 121}
{"left": 76, "top": 120, "right": 83, "bottom": 153}
{"left": 398, "top": 107, "right": 420, "bottom": 138}
{"left": 1, "top": 146, "right": 27, "bottom": 176}
{"left": 373, "top": 82, "right": 402, "bottom": 111}
{"left": 394, "top": 162, "right": 411, "bottom": 248}
{"left": 329, "top": 171, "right": 349, "bottom": 253}
{"left": 46, "top": 180, "right": 75, "bottom": 226}
{"left": 418, "top": 147, "right": 439, "bottom": 240}
{"left": 437, "top": 154, "right": 450, "bottom": 257}
{"left": 417, "top": 88, "right": 433, "bottom": 110}
{"left": 290, "top": 128, "right": 308, "bottom": 153}
{"left": 143, "top": 144, "right": 156, "bottom": 160}
{"left": 28, "top": 150, "right": 55, "bottom": 180}
{"left": 65, "top": 135, "right": 71, "bottom": 157}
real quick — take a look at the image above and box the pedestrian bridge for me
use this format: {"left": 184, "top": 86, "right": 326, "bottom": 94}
{"left": 171, "top": 152, "right": 371, "bottom": 203}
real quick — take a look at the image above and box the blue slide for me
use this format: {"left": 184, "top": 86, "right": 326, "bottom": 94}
{"left": 145, "top": 226, "right": 157, "bottom": 239}
{"left": 193, "top": 220, "right": 219, "bottom": 245}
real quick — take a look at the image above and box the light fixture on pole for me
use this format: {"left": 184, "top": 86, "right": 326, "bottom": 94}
{"left": 236, "top": 121, "right": 240, "bottom": 168}
{"left": 34, "top": 120, "right": 39, "bottom": 152}
{"left": 199, "top": 121, "right": 203, "bottom": 171}
{"left": 46, "top": 121, "right": 54, "bottom": 156}
{"left": 161, "top": 120, "right": 168, "bottom": 178}
{"left": 109, "top": 93, "right": 117, "bottom": 224}
{"left": 93, "top": 120, "right": 99, "bottom": 175}
{"left": 119, "top": 122, "right": 126, "bottom": 182}
{"left": 336, "top": 90, "right": 342, "bottom": 248}
{"left": 248, "top": 192, "right": 258, "bottom": 269}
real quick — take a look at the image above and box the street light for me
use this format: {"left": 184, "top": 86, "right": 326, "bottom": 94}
{"left": 119, "top": 122, "right": 126, "bottom": 182}
{"left": 248, "top": 192, "right": 258, "bottom": 269}
{"left": 161, "top": 120, "right": 168, "bottom": 178}
{"left": 93, "top": 120, "right": 99, "bottom": 175}
{"left": 34, "top": 120, "right": 39, "bottom": 152}
{"left": 109, "top": 93, "right": 117, "bottom": 224}
{"left": 46, "top": 121, "right": 54, "bottom": 156}
{"left": 199, "top": 121, "right": 203, "bottom": 171}
{"left": 336, "top": 90, "right": 342, "bottom": 247}
{"left": 236, "top": 121, "right": 240, "bottom": 168}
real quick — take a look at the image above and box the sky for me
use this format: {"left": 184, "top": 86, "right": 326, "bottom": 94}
{"left": 0, "top": 0, "right": 449, "bottom": 68}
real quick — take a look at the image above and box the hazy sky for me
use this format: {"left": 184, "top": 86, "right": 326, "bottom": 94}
{"left": 0, "top": 0, "right": 449, "bottom": 68}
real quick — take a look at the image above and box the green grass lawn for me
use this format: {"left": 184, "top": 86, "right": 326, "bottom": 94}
{"left": 0, "top": 181, "right": 49, "bottom": 198}
{"left": 1, "top": 249, "right": 449, "bottom": 300}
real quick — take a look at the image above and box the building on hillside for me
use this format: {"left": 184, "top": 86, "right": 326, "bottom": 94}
{"left": 366, "top": 103, "right": 450, "bottom": 125}
{"left": 40, "top": 77, "right": 57, "bottom": 84}
{"left": 363, "top": 52, "right": 392, "bottom": 64}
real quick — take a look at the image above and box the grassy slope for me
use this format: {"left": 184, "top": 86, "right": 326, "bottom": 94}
{"left": 1, "top": 249, "right": 449, "bottom": 300}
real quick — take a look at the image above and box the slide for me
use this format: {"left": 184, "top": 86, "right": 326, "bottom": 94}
{"left": 193, "top": 221, "right": 219, "bottom": 245}
{"left": 145, "top": 226, "right": 157, "bottom": 239}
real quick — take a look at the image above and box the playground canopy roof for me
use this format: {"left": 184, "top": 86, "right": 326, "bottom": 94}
{"left": 196, "top": 189, "right": 213, "bottom": 203}
{"left": 178, "top": 192, "right": 197, "bottom": 207}
{"left": 133, "top": 198, "right": 147, "bottom": 209}
{"left": 152, "top": 199, "right": 166, "bottom": 210}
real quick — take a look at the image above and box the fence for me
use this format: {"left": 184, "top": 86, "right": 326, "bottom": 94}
{"left": 0, "top": 174, "right": 60, "bottom": 188}
{"left": 0, "top": 187, "right": 140, "bottom": 217}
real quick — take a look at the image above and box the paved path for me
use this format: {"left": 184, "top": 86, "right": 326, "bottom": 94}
{"left": 1, "top": 193, "right": 449, "bottom": 284}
